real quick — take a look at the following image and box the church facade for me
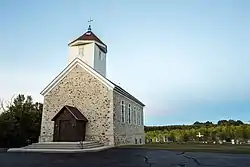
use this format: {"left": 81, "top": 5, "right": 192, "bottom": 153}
{"left": 39, "top": 26, "right": 145, "bottom": 146}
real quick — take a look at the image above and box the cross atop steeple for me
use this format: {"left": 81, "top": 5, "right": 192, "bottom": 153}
{"left": 88, "top": 18, "right": 94, "bottom": 31}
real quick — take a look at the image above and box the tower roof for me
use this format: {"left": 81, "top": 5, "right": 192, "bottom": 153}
{"left": 68, "top": 30, "right": 106, "bottom": 47}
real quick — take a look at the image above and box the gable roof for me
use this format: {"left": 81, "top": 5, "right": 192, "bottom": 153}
{"left": 51, "top": 105, "right": 88, "bottom": 121}
{"left": 40, "top": 58, "right": 115, "bottom": 95}
{"left": 41, "top": 58, "right": 145, "bottom": 107}
{"left": 108, "top": 80, "right": 145, "bottom": 106}
{"left": 68, "top": 30, "right": 106, "bottom": 47}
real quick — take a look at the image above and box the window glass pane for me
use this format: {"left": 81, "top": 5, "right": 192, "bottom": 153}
{"left": 128, "top": 104, "right": 131, "bottom": 124}
{"left": 121, "top": 100, "right": 125, "bottom": 123}
{"left": 99, "top": 51, "right": 102, "bottom": 60}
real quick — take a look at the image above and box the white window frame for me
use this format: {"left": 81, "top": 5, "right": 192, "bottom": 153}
{"left": 121, "top": 100, "right": 125, "bottom": 123}
{"left": 133, "top": 106, "right": 136, "bottom": 125}
{"left": 137, "top": 109, "right": 140, "bottom": 126}
{"left": 141, "top": 109, "right": 143, "bottom": 126}
{"left": 128, "top": 104, "right": 131, "bottom": 124}
{"left": 137, "top": 108, "right": 140, "bottom": 126}
{"left": 139, "top": 109, "right": 142, "bottom": 126}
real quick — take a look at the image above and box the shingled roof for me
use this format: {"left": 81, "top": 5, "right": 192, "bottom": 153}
{"left": 68, "top": 30, "right": 106, "bottom": 47}
{"left": 108, "top": 80, "right": 145, "bottom": 106}
{"left": 51, "top": 105, "right": 88, "bottom": 121}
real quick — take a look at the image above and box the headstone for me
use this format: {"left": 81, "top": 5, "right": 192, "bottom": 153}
{"left": 167, "top": 137, "right": 173, "bottom": 143}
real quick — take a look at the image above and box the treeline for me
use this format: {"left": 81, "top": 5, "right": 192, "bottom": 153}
{"left": 145, "top": 120, "right": 250, "bottom": 143}
{"left": 145, "top": 120, "right": 244, "bottom": 132}
{"left": 0, "top": 95, "right": 42, "bottom": 148}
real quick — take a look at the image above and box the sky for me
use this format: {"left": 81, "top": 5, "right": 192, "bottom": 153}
{"left": 0, "top": 0, "right": 250, "bottom": 125}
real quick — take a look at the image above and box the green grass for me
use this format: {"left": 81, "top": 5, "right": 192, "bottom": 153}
{"left": 120, "top": 143, "right": 250, "bottom": 154}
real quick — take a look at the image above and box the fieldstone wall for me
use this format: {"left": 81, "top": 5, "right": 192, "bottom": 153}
{"left": 39, "top": 65, "right": 114, "bottom": 146}
{"left": 113, "top": 91, "right": 145, "bottom": 145}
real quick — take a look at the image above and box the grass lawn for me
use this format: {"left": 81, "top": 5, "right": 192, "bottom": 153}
{"left": 121, "top": 143, "right": 250, "bottom": 154}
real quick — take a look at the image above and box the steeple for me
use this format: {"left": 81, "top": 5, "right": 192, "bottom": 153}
{"left": 68, "top": 20, "right": 107, "bottom": 77}
{"left": 68, "top": 20, "right": 107, "bottom": 51}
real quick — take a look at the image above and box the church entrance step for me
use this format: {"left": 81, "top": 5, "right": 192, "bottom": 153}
{"left": 23, "top": 141, "right": 104, "bottom": 149}
{"left": 7, "top": 146, "right": 114, "bottom": 153}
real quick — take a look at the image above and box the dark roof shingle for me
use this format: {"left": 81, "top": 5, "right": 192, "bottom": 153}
{"left": 107, "top": 80, "right": 145, "bottom": 106}
{"left": 68, "top": 31, "right": 106, "bottom": 48}
{"left": 52, "top": 105, "right": 88, "bottom": 121}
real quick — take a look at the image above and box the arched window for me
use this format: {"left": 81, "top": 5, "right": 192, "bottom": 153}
{"left": 121, "top": 100, "right": 125, "bottom": 123}
{"left": 138, "top": 108, "right": 140, "bottom": 125}
{"left": 78, "top": 46, "right": 84, "bottom": 56}
{"left": 128, "top": 104, "right": 131, "bottom": 124}
{"left": 133, "top": 106, "right": 136, "bottom": 124}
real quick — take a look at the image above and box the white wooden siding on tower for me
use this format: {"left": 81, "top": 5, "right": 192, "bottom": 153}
{"left": 68, "top": 42, "right": 94, "bottom": 66}
{"left": 94, "top": 44, "right": 106, "bottom": 77}
{"left": 68, "top": 41, "right": 106, "bottom": 77}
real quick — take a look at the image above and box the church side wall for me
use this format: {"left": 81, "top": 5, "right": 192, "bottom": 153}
{"left": 113, "top": 91, "right": 145, "bottom": 145}
{"left": 39, "top": 65, "right": 114, "bottom": 146}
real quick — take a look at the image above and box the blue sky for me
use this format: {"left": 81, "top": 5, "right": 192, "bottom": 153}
{"left": 1, "top": 0, "right": 250, "bottom": 125}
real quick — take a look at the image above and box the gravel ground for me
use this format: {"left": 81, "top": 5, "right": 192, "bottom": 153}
{"left": 0, "top": 148, "right": 250, "bottom": 167}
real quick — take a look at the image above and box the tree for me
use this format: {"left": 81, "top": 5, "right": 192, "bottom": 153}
{"left": 146, "top": 119, "right": 250, "bottom": 144}
{"left": 218, "top": 120, "right": 228, "bottom": 126}
{"left": 193, "top": 121, "right": 203, "bottom": 126}
{"left": 0, "top": 94, "right": 42, "bottom": 148}
{"left": 182, "top": 132, "right": 189, "bottom": 142}
{"left": 204, "top": 121, "right": 213, "bottom": 126}
{"left": 236, "top": 120, "right": 244, "bottom": 126}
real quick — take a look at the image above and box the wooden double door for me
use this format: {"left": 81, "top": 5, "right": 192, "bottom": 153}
{"left": 54, "top": 120, "right": 86, "bottom": 142}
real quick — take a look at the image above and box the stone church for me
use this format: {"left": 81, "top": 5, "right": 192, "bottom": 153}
{"left": 39, "top": 25, "right": 145, "bottom": 146}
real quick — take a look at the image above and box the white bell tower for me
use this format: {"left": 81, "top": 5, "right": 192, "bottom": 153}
{"left": 68, "top": 20, "right": 107, "bottom": 77}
